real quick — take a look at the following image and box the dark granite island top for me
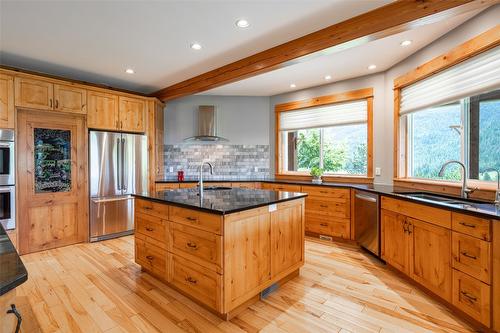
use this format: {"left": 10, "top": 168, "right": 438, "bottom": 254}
{"left": 0, "top": 224, "right": 27, "bottom": 296}
{"left": 133, "top": 188, "right": 308, "bottom": 215}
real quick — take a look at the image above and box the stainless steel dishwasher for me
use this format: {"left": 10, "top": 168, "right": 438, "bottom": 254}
{"left": 354, "top": 190, "right": 380, "bottom": 257}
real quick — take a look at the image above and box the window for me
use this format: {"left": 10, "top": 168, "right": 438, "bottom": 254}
{"left": 276, "top": 90, "right": 373, "bottom": 177}
{"left": 405, "top": 89, "right": 499, "bottom": 182}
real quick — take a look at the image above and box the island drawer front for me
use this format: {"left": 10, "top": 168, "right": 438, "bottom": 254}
{"left": 301, "top": 186, "right": 350, "bottom": 200}
{"left": 135, "top": 198, "right": 169, "bottom": 219}
{"left": 135, "top": 235, "right": 167, "bottom": 277}
{"left": 168, "top": 254, "right": 222, "bottom": 312}
{"left": 169, "top": 223, "right": 222, "bottom": 272}
{"left": 305, "top": 197, "right": 350, "bottom": 218}
{"left": 155, "top": 183, "right": 180, "bottom": 192}
{"left": 231, "top": 182, "right": 256, "bottom": 189}
{"left": 452, "top": 213, "right": 491, "bottom": 241}
{"left": 169, "top": 206, "right": 222, "bottom": 235}
{"left": 452, "top": 232, "right": 491, "bottom": 284}
{"left": 381, "top": 197, "right": 451, "bottom": 229}
{"left": 136, "top": 213, "right": 167, "bottom": 244}
{"left": 305, "top": 214, "right": 350, "bottom": 239}
{"left": 178, "top": 183, "right": 197, "bottom": 189}
{"left": 452, "top": 269, "right": 490, "bottom": 326}
{"left": 261, "top": 183, "right": 301, "bottom": 192}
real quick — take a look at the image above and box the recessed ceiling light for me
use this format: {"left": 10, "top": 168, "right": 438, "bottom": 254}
{"left": 190, "top": 43, "right": 202, "bottom": 50}
{"left": 324, "top": 75, "right": 332, "bottom": 80}
{"left": 400, "top": 40, "right": 412, "bottom": 47}
{"left": 290, "top": 83, "right": 296, "bottom": 88}
{"left": 368, "top": 64, "right": 377, "bottom": 70}
{"left": 125, "top": 68, "right": 134, "bottom": 74}
{"left": 235, "top": 19, "right": 250, "bottom": 28}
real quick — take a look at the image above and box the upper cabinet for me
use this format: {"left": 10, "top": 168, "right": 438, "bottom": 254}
{"left": 53, "top": 84, "right": 87, "bottom": 114}
{"left": 0, "top": 74, "right": 14, "bottom": 128}
{"left": 14, "top": 77, "right": 53, "bottom": 110}
{"left": 87, "top": 90, "right": 119, "bottom": 130}
{"left": 119, "top": 96, "right": 146, "bottom": 133}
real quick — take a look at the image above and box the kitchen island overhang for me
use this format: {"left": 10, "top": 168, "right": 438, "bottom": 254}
{"left": 132, "top": 188, "right": 307, "bottom": 319}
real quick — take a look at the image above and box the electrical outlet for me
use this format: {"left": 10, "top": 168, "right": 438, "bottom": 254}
{"left": 254, "top": 167, "right": 259, "bottom": 172}
{"left": 169, "top": 166, "right": 174, "bottom": 173}
{"left": 375, "top": 167, "right": 381, "bottom": 176}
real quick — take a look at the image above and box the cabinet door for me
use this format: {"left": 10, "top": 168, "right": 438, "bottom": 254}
{"left": 381, "top": 209, "right": 409, "bottom": 274}
{"left": 87, "top": 91, "right": 119, "bottom": 130}
{"left": 0, "top": 74, "right": 14, "bottom": 128}
{"left": 271, "top": 201, "right": 304, "bottom": 278}
{"left": 119, "top": 96, "right": 146, "bottom": 133}
{"left": 14, "top": 77, "right": 54, "bottom": 110}
{"left": 410, "top": 218, "right": 452, "bottom": 301}
{"left": 54, "top": 84, "right": 87, "bottom": 114}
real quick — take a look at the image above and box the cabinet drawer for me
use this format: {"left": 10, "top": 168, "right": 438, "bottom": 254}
{"left": 135, "top": 213, "right": 167, "bottom": 245}
{"left": 168, "top": 254, "right": 222, "bottom": 312}
{"left": 262, "top": 183, "right": 301, "bottom": 192}
{"left": 231, "top": 182, "right": 256, "bottom": 189}
{"left": 452, "top": 232, "right": 491, "bottom": 284}
{"left": 169, "top": 223, "right": 222, "bottom": 272}
{"left": 452, "top": 213, "right": 491, "bottom": 241}
{"left": 169, "top": 206, "right": 222, "bottom": 234}
{"left": 178, "top": 183, "right": 198, "bottom": 189}
{"left": 452, "top": 269, "right": 490, "bottom": 326}
{"left": 381, "top": 197, "right": 451, "bottom": 228}
{"left": 135, "top": 234, "right": 167, "bottom": 277}
{"left": 305, "top": 197, "right": 350, "bottom": 218}
{"left": 301, "top": 186, "right": 350, "bottom": 200}
{"left": 135, "top": 198, "right": 169, "bottom": 219}
{"left": 305, "top": 214, "right": 350, "bottom": 239}
{"left": 155, "top": 183, "right": 180, "bottom": 192}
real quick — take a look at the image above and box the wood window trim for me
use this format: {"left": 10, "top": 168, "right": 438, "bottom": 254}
{"left": 274, "top": 88, "right": 374, "bottom": 182}
{"left": 393, "top": 25, "right": 500, "bottom": 201}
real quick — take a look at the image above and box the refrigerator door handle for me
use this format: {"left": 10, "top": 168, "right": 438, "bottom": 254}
{"left": 121, "top": 138, "right": 127, "bottom": 192}
{"left": 116, "top": 138, "right": 121, "bottom": 190}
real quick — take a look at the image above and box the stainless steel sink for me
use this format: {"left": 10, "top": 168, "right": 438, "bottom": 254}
{"left": 401, "top": 192, "right": 472, "bottom": 205}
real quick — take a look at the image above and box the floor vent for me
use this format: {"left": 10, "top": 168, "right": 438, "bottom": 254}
{"left": 261, "top": 283, "right": 279, "bottom": 299}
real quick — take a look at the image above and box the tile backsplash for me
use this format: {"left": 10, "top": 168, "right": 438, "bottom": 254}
{"left": 163, "top": 144, "right": 270, "bottom": 179}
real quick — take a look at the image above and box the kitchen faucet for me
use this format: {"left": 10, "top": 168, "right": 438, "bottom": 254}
{"left": 198, "top": 161, "right": 214, "bottom": 197}
{"left": 482, "top": 168, "right": 500, "bottom": 206}
{"left": 438, "top": 160, "right": 475, "bottom": 199}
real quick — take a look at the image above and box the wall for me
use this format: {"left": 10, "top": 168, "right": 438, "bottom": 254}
{"left": 163, "top": 95, "right": 271, "bottom": 179}
{"left": 269, "top": 5, "right": 499, "bottom": 184}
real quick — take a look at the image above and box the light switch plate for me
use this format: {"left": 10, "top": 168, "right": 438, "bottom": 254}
{"left": 169, "top": 166, "right": 174, "bottom": 172}
{"left": 375, "top": 167, "right": 381, "bottom": 176}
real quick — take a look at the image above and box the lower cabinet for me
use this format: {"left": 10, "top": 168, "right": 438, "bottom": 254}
{"left": 381, "top": 209, "right": 410, "bottom": 274}
{"left": 452, "top": 269, "right": 491, "bottom": 326}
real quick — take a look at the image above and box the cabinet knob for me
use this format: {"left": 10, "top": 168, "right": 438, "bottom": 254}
{"left": 145, "top": 227, "right": 154, "bottom": 232}
{"left": 185, "top": 276, "right": 197, "bottom": 284}
{"left": 186, "top": 242, "right": 198, "bottom": 249}
{"left": 146, "top": 255, "right": 154, "bottom": 260}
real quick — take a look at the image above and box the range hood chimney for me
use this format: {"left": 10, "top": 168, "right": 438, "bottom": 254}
{"left": 184, "top": 105, "right": 228, "bottom": 142}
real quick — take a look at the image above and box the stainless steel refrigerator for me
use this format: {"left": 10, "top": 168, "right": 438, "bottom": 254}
{"left": 89, "top": 131, "right": 148, "bottom": 242}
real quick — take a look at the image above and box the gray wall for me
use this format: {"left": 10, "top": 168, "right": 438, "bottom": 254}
{"left": 164, "top": 95, "right": 270, "bottom": 145}
{"left": 269, "top": 6, "right": 500, "bottom": 184}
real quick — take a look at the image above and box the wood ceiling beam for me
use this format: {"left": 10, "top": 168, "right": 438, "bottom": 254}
{"left": 153, "top": 0, "right": 494, "bottom": 101}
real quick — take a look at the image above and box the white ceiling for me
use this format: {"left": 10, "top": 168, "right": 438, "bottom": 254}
{"left": 0, "top": 0, "right": 392, "bottom": 94}
{"left": 204, "top": 10, "right": 481, "bottom": 96}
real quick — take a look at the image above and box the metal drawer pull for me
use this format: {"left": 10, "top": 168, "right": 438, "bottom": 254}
{"left": 146, "top": 255, "right": 154, "bottom": 260}
{"left": 186, "top": 217, "right": 197, "bottom": 221}
{"left": 459, "top": 222, "right": 476, "bottom": 228}
{"left": 143, "top": 206, "right": 152, "bottom": 210}
{"left": 185, "top": 276, "right": 197, "bottom": 284}
{"left": 460, "top": 291, "right": 477, "bottom": 302}
{"left": 320, "top": 190, "right": 328, "bottom": 194}
{"left": 7, "top": 304, "right": 22, "bottom": 333}
{"left": 320, "top": 223, "right": 328, "bottom": 227}
{"left": 461, "top": 251, "right": 477, "bottom": 260}
{"left": 145, "top": 227, "right": 154, "bottom": 232}
{"left": 320, "top": 204, "right": 328, "bottom": 208}
{"left": 186, "top": 242, "right": 198, "bottom": 249}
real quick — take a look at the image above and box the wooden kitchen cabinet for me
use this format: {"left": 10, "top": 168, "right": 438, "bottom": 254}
{"left": 53, "top": 83, "right": 87, "bottom": 114}
{"left": 409, "top": 217, "right": 452, "bottom": 301}
{"left": 381, "top": 209, "right": 410, "bottom": 274}
{"left": 119, "top": 96, "right": 146, "bottom": 133}
{"left": 14, "top": 76, "right": 53, "bottom": 110}
{"left": 0, "top": 74, "right": 14, "bottom": 128}
{"left": 87, "top": 90, "right": 119, "bottom": 130}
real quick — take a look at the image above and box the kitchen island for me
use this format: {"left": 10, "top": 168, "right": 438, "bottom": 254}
{"left": 132, "top": 188, "right": 307, "bottom": 319}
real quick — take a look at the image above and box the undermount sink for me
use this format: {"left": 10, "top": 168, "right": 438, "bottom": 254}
{"left": 400, "top": 192, "right": 473, "bottom": 206}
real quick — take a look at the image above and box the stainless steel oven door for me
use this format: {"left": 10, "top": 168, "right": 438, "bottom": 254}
{"left": 0, "top": 186, "right": 15, "bottom": 230}
{"left": 0, "top": 130, "right": 15, "bottom": 186}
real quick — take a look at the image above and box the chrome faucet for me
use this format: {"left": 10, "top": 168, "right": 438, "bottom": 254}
{"left": 438, "top": 160, "right": 475, "bottom": 199}
{"left": 198, "top": 161, "right": 214, "bottom": 196}
{"left": 482, "top": 168, "right": 500, "bottom": 206}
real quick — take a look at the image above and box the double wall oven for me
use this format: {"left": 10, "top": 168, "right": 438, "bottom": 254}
{"left": 0, "top": 129, "right": 15, "bottom": 230}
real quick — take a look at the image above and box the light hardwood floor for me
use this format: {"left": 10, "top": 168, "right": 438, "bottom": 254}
{"left": 15, "top": 236, "right": 476, "bottom": 333}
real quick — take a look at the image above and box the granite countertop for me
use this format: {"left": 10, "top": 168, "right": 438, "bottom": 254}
{"left": 0, "top": 224, "right": 27, "bottom": 296}
{"left": 134, "top": 188, "right": 307, "bottom": 215}
{"left": 155, "top": 178, "right": 500, "bottom": 219}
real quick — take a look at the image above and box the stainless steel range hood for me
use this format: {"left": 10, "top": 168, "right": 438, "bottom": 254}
{"left": 184, "top": 105, "right": 228, "bottom": 142}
